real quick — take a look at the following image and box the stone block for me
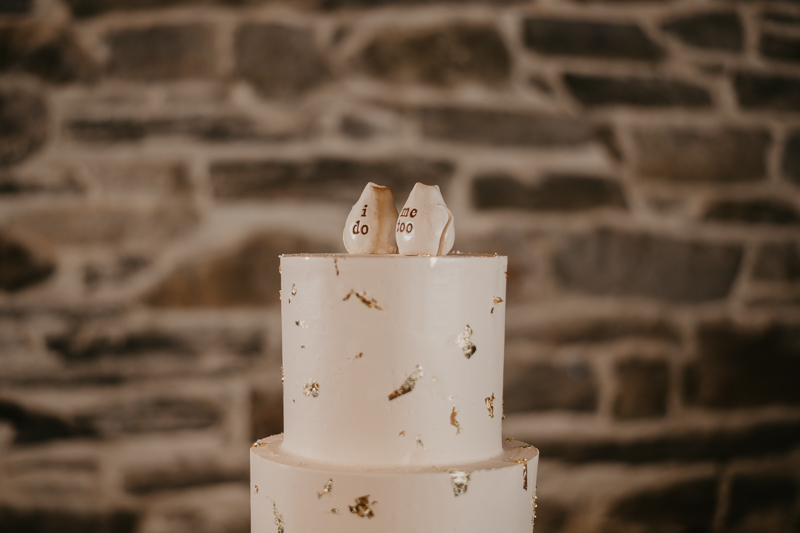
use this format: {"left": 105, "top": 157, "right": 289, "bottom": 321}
{"left": 472, "top": 172, "right": 627, "bottom": 212}
{"left": 210, "top": 157, "right": 453, "bottom": 203}
{"left": 0, "top": 398, "right": 94, "bottom": 444}
{"left": 761, "top": 10, "right": 800, "bottom": 25}
{"left": 0, "top": 25, "right": 98, "bottom": 83}
{"left": 514, "top": 316, "right": 681, "bottom": 346}
{"left": 760, "top": 33, "right": 800, "bottom": 64}
{"left": 684, "top": 321, "right": 800, "bottom": 409}
{"left": 0, "top": 83, "right": 48, "bottom": 166}
{"left": 66, "top": 0, "right": 202, "bottom": 17}
{"left": 124, "top": 459, "right": 247, "bottom": 494}
{"left": 361, "top": 24, "right": 510, "bottom": 87}
{"left": 504, "top": 360, "right": 598, "bottom": 413}
{"left": 144, "top": 232, "right": 329, "bottom": 308}
{"left": 661, "top": 11, "right": 743, "bottom": 51}
{"left": 0, "top": 0, "right": 32, "bottom": 13}
{"left": 564, "top": 74, "right": 713, "bottom": 108}
{"left": 608, "top": 477, "right": 718, "bottom": 532}
{"left": 417, "top": 106, "right": 594, "bottom": 147}
{"left": 320, "top": 0, "right": 525, "bottom": 7}
{"left": 0, "top": 507, "right": 139, "bottom": 533}
{"left": 0, "top": 234, "right": 55, "bottom": 293}
{"left": 632, "top": 127, "right": 770, "bottom": 183}
{"left": 725, "top": 474, "right": 797, "bottom": 528}
{"left": 752, "top": 242, "right": 800, "bottom": 282}
{"left": 251, "top": 387, "right": 283, "bottom": 441}
{"left": 703, "top": 199, "right": 800, "bottom": 225}
{"left": 523, "top": 18, "right": 665, "bottom": 61}
{"left": 553, "top": 229, "right": 743, "bottom": 302}
{"left": 83, "top": 256, "right": 151, "bottom": 290}
{"left": 613, "top": 359, "right": 669, "bottom": 419}
{"left": 784, "top": 130, "right": 800, "bottom": 185}
{"left": 235, "top": 24, "right": 329, "bottom": 97}
{"left": 106, "top": 25, "right": 215, "bottom": 80}
{"left": 735, "top": 71, "right": 800, "bottom": 111}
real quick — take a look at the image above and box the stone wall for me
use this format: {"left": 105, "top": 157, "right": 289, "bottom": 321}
{"left": 1, "top": 0, "right": 800, "bottom": 532}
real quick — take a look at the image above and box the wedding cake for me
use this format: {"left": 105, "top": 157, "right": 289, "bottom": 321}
{"left": 250, "top": 184, "right": 539, "bottom": 532}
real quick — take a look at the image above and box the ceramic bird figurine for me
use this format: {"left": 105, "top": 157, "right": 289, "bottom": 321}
{"left": 343, "top": 183, "right": 399, "bottom": 254}
{"left": 396, "top": 183, "right": 454, "bottom": 256}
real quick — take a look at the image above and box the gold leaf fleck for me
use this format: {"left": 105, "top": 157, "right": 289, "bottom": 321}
{"left": 502, "top": 399, "right": 505, "bottom": 419}
{"left": 279, "top": 264, "right": 281, "bottom": 274}
{"left": 515, "top": 458, "right": 528, "bottom": 491}
{"left": 505, "top": 271, "right": 508, "bottom": 279}
{"left": 343, "top": 289, "right": 383, "bottom": 310}
{"left": 252, "top": 438, "right": 269, "bottom": 448}
{"left": 505, "top": 437, "right": 514, "bottom": 442}
{"left": 485, "top": 393, "right": 495, "bottom": 418}
{"left": 388, "top": 365, "right": 423, "bottom": 400}
{"left": 448, "top": 470, "right": 471, "bottom": 497}
{"left": 281, "top": 366, "right": 285, "bottom": 386}
{"left": 334, "top": 257, "right": 339, "bottom": 276}
{"left": 455, "top": 325, "right": 476, "bottom": 359}
{"left": 291, "top": 284, "right": 297, "bottom": 297}
{"left": 318, "top": 478, "right": 333, "bottom": 499}
{"left": 278, "top": 290, "right": 281, "bottom": 302}
{"left": 493, "top": 296, "right": 504, "bottom": 305}
{"left": 303, "top": 379, "right": 320, "bottom": 397}
{"left": 331, "top": 508, "right": 339, "bottom": 514}
{"left": 532, "top": 486, "right": 538, "bottom": 529}
{"left": 273, "top": 502, "right": 284, "bottom": 533}
{"left": 295, "top": 320, "right": 307, "bottom": 329}
{"left": 349, "top": 495, "right": 375, "bottom": 518}
{"left": 254, "top": 485, "right": 259, "bottom": 493}
{"left": 399, "top": 430, "right": 405, "bottom": 436}
{"left": 416, "top": 437, "right": 425, "bottom": 449}
{"left": 450, "top": 406, "right": 461, "bottom": 434}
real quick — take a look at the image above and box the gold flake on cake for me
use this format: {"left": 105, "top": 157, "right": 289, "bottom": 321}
{"left": 288, "top": 283, "right": 297, "bottom": 303}
{"left": 450, "top": 406, "right": 461, "bottom": 434}
{"left": 343, "top": 289, "right": 383, "bottom": 310}
{"left": 252, "top": 438, "right": 269, "bottom": 448}
{"left": 318, "top": 479, "right": 333, "bottom": 499}
{"left": 349, "top": 495, "right": 375, "bottom": 518}
{"left": 447, "top": 470, "right": 471, "bottom": 497}
{"left": 416, "top": 437, "right": 426, "bottom": 449}
{"left": 516, "top": 443, "right": 534, "bottom": 450}
{"left": 281, "top": 366, "right": 285, "bottom": 386}
{"left": 388, "top": 365, "right": 423, "bottom": 400}
{"left": 455, "top": 325, "right": 476, "bottom": 359}
{"left": 493, "top": 296, "right": 504, "bottom": 305}
{"left": 334, "top": 257, "right": 339, "bottom": 276}
{"left": 331, "top": 508, "right": 340, "bottom": 514}
{"left": 399, "top": 430, "right": 405, "bottom": 436}
{"left": 273, "top": 502, "right": 284, "bottom": 533}
{"left": 502, "top": 399, "right": 505, "bottom": 419}
{"left": 532, "top": 486, "right": 538, "bottom": 530}
{"left": 295, "top": 320, "right": 307, "bottom": 328}
{"left": 303, "top": 379, "right": 320, "bottom": 397}
{"left": 254, "top": 485, "right": 259, "bottom": 493}
{"left": 350, "top": 352, "right": 363, "bottom": 361}
{"left": 504, "top": 437, "right": 514, "bottom": 443}
{"left": 485, "top": 393, "right": 495, "bottom": 418}
{"left": 515, "top": 458, "right": 528, "bottom": 491}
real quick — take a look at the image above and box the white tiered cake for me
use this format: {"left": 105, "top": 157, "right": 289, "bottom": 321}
{"left": 250, "top": 252, "right": 539, "bottom": 532}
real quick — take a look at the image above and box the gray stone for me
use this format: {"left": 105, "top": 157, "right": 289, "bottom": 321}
{"left": 124, "top": 460, "right": 247, "bottom": 494}
{"left": 752, "top": 242, "right": 800, "bottom": 281}
{"left": 760, "top": 33, "right": 800, "bottom": 64}
{"left": 361, "top": 24, "right": 510, "bottom": 87}
{"left": 523, "top": 18, "right": 665, "bottom": 61}
{"left": 513, "top": 316, "right": 681, "bottom": 345}
{"left": 726, "top": 474, "right": 797, "bottom": 528}
{"left": 75, "top": 396, "right": 222, "bottom": 436}
{"left": 684, "top": 321, "right": 800, "bottom": 409}
{"left": 251, "top": 387, "right": 283, "bottom": 440}
{"left": 554, "top": 229, "right": 743, "bottom": 302}
{"left": 0, "top": 84, "right": 48, "bottom": 166}
{"left": 504, "top": 361, "right": 598, "bottom": 412}
{"left": 0, "top": 507, "right": 139, "bottom": 533}
{"left": 473, "top": 173, "right": 627, "bottom": 212}
{"left": 0, "top": 234, "right": 55, "bottom": 293}
{"left": 784, "top": 130, "right": 800, "bottom": 185}
{"left": 0, "top": 25, "right": 98, "bottom": 83}
{"left": 703, "top": 199, "right": 800, "bottom": 225}
{"left": 632, "top": 127, "right": 771, "bottom": 183}
{"left": 661, "top": 11, "right": 743, "bottom": 51}
{"left": 613, "top": 359, "right": 669, "bottom": 419}
{"left": 235, "top": 24, "right": 329, "bottom": 97}
{"left": 106, "top": 25, "right": 216, "bottom": 80}
{"left": 564, "top": 74, "right": 713, "bottom": 108}
{"left": 735, "top": 71, "right": 800, "bottom": 111}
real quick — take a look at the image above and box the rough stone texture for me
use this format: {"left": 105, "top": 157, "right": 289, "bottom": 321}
{"left": 784, "top": 130, "right": 800, "bottom": 185}
{"left": 0, "top": 84, "right": 48, "bottom": 166}
{"left": 513, "top": 316, "right": 681, "bottom": 346}
{"left": 0, "top": 234, "right": 55, "bottom": 293}
{"left": 614, "top": 359, "right": 669, "bottom": 419}
{"left": 761, "top": 10, "right": 800, "bottom": 25}
{"left": 760, "top": 33, "right": 800, "bottom": 64}
{"left": 608, "top": 477, "right": 718, "bottom": 532}
{"left": 632, "top": 127, "right": 770, "bottom": 183}
{"left": 123, "top": 459, "right": 248, "bottom": 494}
{"left": 145, "top": 233, "right": 329, "bottom": 308}
{"left": 210, "top": 157, "right": 453, "bottom": 202}
{"left": 0, "top": 0, "right": 32, "bottom": 13}
{"left": 523, "top": 18, "right": 665, "bottom": 61}
{"left": 725, "top": 474, "right": 797, "bottom": 529}
{"left": 361, "top": 24, "right": 510, "bottom": 87}
{"left": 0, "top": 25, "right": 98, "bottom": 83}
{"left": 564, "top": 74, "right": 713, "bottom": 108}
{"left": 251, "top": 387, "right": 283, "bottom": 441}
{"left": 684, "top": 321, "right": 800, "bottom": 409}
{"left": 74, "top": 397, "right": 222, "bottom": 436}
{"left": 473, "top": 173, "right": 627, "bottom": 212}
{"left": 735, "top": 72, "right": 800, "bottom": 111}
{"left": 661, "top": 11, "right": 743, "bottom": 51}
{"left": 320, "top": 0, "right": 526, "bottom": 7}
{"left": 752, "top": 242, "right": 800, "bottom": 282}
{"left": 106, "top": 25, "right": 216, "bottom": 80}
{"left": 0, "top": 399, "right": 95, "bottom": 444}
{"left": 0, "top": 507, "right": 139, "bottom": 533}
{"left": 554, "top": 229, "right": 743, "bottom": 302}
{"left": 703, "top": 199, "right": 800, "bottom": 226}
{"left": 235, "top": 24, "right": 329, "bottom": 97}
{"left": 66, "top": 0, "right": 205, "bottom": 18}
{"left": 417, "top": 106, "right": 594, "bottom": 146}
{"left": 504, "top": 361, "right": 598, "bottom": 412}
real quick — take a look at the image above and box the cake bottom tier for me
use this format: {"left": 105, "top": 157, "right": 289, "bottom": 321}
{"left": 251, "top": 434, "right": 539, "bottom": 533}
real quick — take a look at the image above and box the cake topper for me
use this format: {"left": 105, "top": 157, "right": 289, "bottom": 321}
{"left": 343, "top": 183, "right": 399, "bottom": 254}
{"left": 396, "top": 183, "right": 454, "bottom": 256}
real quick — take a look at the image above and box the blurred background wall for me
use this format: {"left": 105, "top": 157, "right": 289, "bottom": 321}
{"left": 1, "top": 0, "right": 800, "bottom": 531}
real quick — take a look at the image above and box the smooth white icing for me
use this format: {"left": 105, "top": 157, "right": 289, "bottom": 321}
{"left": 280, "top": 254, "right": 507, "bottom": 468}
{"left": 251, "top": 434, "right": 539, "bottom": 532}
